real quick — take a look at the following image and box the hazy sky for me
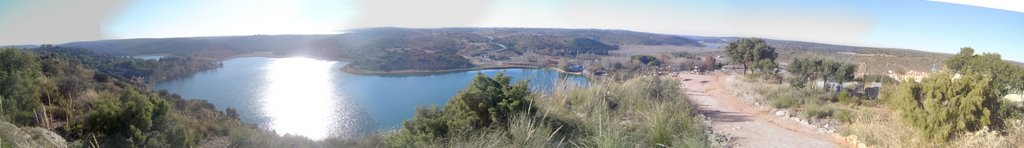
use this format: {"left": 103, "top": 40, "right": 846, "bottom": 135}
{"left": 0, "top": 0, "right": 1022, "bottom": 61}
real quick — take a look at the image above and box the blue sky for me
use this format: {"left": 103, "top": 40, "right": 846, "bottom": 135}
{"left": 1, "top": 0, "right": 1022, "bottom": 61}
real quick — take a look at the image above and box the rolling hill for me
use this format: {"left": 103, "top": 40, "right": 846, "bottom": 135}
{"left": 48, "top": 27, "right": 983, "bottom": 74}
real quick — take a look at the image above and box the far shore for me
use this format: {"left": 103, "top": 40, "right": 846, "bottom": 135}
{"left": 206, "top": 52, "right": 589, "bottom": 76}
{"left": 342, "top": 63, "right": 589, "bottom": 76}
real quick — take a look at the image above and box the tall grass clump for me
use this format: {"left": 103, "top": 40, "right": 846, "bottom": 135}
{"left": 386, "top": 73, "right": 712, "bottom": 147}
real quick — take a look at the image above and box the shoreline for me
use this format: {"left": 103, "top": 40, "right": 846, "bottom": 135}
{"left": 342, "top": 64, "right": 588, "bottom": 76}
{"left": 212, "top": 53, "right": 588, "bottom": 76}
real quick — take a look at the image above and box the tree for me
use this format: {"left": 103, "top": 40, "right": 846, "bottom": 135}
{"left": 630, "top": 55, "right": 660, "bottom": 66}
{"left": 86, "top": 88, "right": 171, "bottom": 147}
{"left": 786, "top": 58, "right": 857, "bottom": 91}
{"left": 888, "top": 72, "right": 1003, "bottom": 141}
{"left": 225, "top": 108, "right": 240, "bottom": 120}
{"left": 725, "top": 38, "right": 777, "bottom": 74}
{"left": 0, "top": 48, "right": 44, "bottom": 125}
{"left": 701, "top": 56, "right": 717, "bottom": 74}
{"left": 443, "top": 72, "right": 533, "bottom": 133}
{"left": 944, "top": 47, "right": 1024, "bottom": 97}
{"left": 944, "top": 47, "right": 974, "bottom": 73}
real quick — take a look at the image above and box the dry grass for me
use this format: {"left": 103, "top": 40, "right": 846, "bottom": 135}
{"left": 841, "top": 107, "right": 929, "bottom": 147}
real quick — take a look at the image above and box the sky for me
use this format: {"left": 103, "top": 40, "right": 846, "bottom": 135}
{"left": 0, "top": 0, "right": 1022, "bottom": 61}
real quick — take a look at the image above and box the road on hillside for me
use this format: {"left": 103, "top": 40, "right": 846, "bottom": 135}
{"left": 677, "top": 73, "right": 847, "bottom": 148}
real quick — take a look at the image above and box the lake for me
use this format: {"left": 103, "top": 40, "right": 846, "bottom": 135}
{"left": 154, "top": 57, "right": 586, "bottom": 140}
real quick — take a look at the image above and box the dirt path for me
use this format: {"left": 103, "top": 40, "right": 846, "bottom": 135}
{"left": 678, "top": 73, "right": 846, "bottom": 148}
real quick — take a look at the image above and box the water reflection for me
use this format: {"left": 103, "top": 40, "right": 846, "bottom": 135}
{"left": 261, "top": 58, "right": 337, "bottom": 140}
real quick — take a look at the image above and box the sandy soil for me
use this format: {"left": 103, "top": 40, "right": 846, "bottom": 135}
{"left": 677, "top": 73, "right": 848, "bottom": 148}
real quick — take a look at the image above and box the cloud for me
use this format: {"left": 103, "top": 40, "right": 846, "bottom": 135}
{"left": 348, "top": 0, "right": 494, "bottom": 28}
{"left": 931, "top": 0, "right": 1024, "bottom": 13}
{"left": 0, "top": 0, "right": 127, "bottom": 45}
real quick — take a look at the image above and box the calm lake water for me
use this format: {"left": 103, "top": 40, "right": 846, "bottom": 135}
{"left": 155, "top": 57, "right": 586, "bottom": 140}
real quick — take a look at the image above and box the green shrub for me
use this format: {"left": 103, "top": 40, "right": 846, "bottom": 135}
{"left": 770, "top": 97, "right": 801, "bottom": 109}
{"left": 444, "top": 72, "right": 534, "bottom": 132}
{"left": 888, "top": 73, "right": 1004, "bottom": 142}
{"left": 787, "top": 77, "right": 808, "bottom": 88}
{"left": 835, "top": 109, "right": 853, "bottom": 123}
{"left": 803, "top": 105, "right": 833, "bottom": 119}
{"left": 836, "top": 91, "right": 857, "bottom": 105}
{"left": 0, "top": 48, "right": 44, "bottom": 125}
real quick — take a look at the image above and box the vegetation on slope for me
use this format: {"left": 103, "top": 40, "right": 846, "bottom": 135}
{"left": 388, "top": 73, "right": 712, "bottom": 147}
{"left": 30, "top": 45, "right": 222, "bottom": 83}
{"left": 0, "top": 47, "right": 333, "bottom": 147}
{"left": 346, "top": 48, "right": 474, "bottom": 72}
{"left": 313, "top": 28, "right": 482, "bottom": 72}
{"left": 494, "top": 35, "right": 618, "bottom": 56}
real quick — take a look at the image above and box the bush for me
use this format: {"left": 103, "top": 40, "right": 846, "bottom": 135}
{"left": 787, "top": 77, "right": 808, "bottom": 88}
{"left": 888, "top": 73, "right": 1004, "bottom": 141}
{"left": 770, "top": 97, "right": 801, "bottom": 109}
{"left": 0, "top": 48, "right": 44, "bottom": 125}
{"left": 443, "top": 72, "right": 533, "bottom": 132}
{"left": 836, "top": 91, "right": 856, "bottom": 105}
{"left": 803, "top": 105, "right": 833, "bottom": 119}
{"left": 834, "top": 109, "right": 852, "bottom": 123}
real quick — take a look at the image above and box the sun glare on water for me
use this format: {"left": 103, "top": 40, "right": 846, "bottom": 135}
{"left": 262, "top": 57, "right": 339, "bottom": 140}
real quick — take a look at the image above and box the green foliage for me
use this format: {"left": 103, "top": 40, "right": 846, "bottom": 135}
{"left": 0, "top": 47, "right": 322, "bottom": 147}
{"left": 671, "top": 51, "right": 696, "bottom": 59}
{"left": 944, "top": 47, "right": 1024, "bottom": 97}
{"left": 888, "top": 73, "right": 1004, "bottom": 142}
{"left": 787, "top": 57, "right": 858, "bottom": 91}
{"left": 444, "top": 73, "right": 534, "bottom": 131}
{"left": 835, "top": 109, "right": 853, "bottom": 123}
{"left": 0, "top": 48, "right": 43, "bottom": 125}
{"left": 496, "top": 36, "right": 617, "bottom": 56}
{"left": 755, "top": 82, "right": 831, "bottom": 109}
{"left": 837, "top": 90, "right": 856, "bottom": 105}
{"left": 771, "top": 96, "right": 801, "bottom": 109}
{"left": 803, "top": 105, "right": 834, "bottom": 119}
{"left": 787, "top": 76, "right": 808, "bottom": 88}
{"left": 389, "top": 72, "right": 534, "bottom": 146}
{"left": 725, "top": 38, "right": 778, "bottom": 73}
{"left": 630, "top": 55, "right": 660, "bottom": 66}
{"left": 347, "top": 48, "right": 474, "bottom": 72}
{"left": 859, "top": 74, "right": 897, "bottom": 84}
{"left": 84, "top": 88, "right": 171, "bottom": 147}
{"left": 388, "top": 106, "right": 448, "bottom": 146}
{"left": 225, "top": 107, "right": 240, "bottom": 120}
{"left": 31, "top": 45, "right": 222, "bottom": 83}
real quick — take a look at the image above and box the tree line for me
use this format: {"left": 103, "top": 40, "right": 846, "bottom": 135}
{"left": 786, "top": 58, "right": 858, "bottom": 90}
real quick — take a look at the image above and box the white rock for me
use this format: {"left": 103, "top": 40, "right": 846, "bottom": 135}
{"left": 775, "top": 110, "right": 788, "bottom": 117}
